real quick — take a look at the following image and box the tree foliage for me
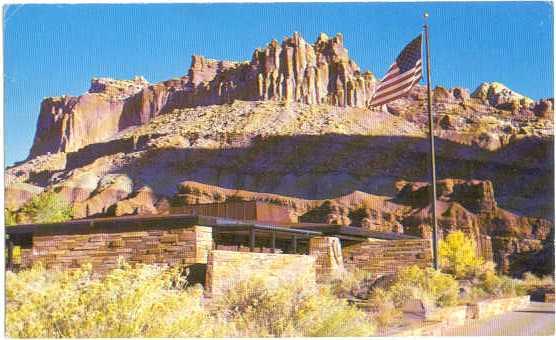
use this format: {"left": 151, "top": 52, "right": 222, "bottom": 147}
{"left": 439, "top": 231, "right": 484, "bottom": 279}
{"left": 5, "top": 209, "right": 17, "bottom": 226}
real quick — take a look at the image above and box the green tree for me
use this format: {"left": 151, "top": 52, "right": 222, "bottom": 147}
{"left": 20, "top": 192, "right": 73, "bottom": 224}
{"left": 439, "top": 231, "right": 484, "bottom": 279}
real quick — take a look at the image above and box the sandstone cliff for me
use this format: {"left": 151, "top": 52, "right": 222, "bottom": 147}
{"left": 29, "top": 32, "right": 377, "bottom": 158}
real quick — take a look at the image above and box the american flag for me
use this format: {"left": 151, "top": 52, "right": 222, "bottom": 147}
{"left": 370, "top": 35, "right": 423, "bottom": 107}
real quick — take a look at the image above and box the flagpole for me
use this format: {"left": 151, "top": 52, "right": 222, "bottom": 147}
{"left": 423, "top": 12, "right": 440, "bottom": 270}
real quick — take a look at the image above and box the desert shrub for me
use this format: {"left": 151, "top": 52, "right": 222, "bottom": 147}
{"left": 479, "top": 270, "right": 526, "bottom": 298}
{"left": 214, "top": 274, "right": 375, "bottom": 337}
{"left": 6, "top": 261, "right": 225, "bottom": 338}
{"left": 368, "top": 288, "right": 402, "bottom": 329}
{"left": 460, "top": 286, "right": 490, "bottom": 304}
{"left": 439, "top": 231, "right": 484, "bottom": 279}
{"left": 388, "top": 265, "right": 459, "bottom": 308}
{"left": 522, "top": 272, "right": 555, "bottom": 291}
{"left": 20, "top": 191, "right": 73, "bottom": 224}
{"left": 329, "top": 268, "right": 375, "bottom": 299}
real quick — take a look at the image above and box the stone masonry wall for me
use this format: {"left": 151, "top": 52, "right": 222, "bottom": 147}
{"left": 342, "top": 238, "right": 432, "bottom": 277}
{"left": 25, "top": 226, "right": 213, "bottom": 275}
{"left": 308, "top": 236, "right": 344, "bottom": 282}
{"left": 205, "top": 250, "right": 316, "bottom": 298}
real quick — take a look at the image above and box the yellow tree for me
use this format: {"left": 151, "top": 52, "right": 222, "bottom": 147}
{"left": 439, "top": 231, "right": 484, "bottom": 279}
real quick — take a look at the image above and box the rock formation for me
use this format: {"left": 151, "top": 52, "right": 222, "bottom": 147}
{"left": 29, "top": 32, "right": 377, "bottom": 158}
{"left": 471, "top": 82, "right": 534, "bottom": 111}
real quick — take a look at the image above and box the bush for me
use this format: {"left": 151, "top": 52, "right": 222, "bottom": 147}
{"left": 329, "top": 268, "right": 375, "bottom": 299}
{"left": 459, "top": 286, "right": 490, "bottom": 304}
{"left": 439, "top": 231, "right": 484, "bottom": 279}
{"left": 215, "top": 274, "right": 375, "bottom": 337}
{"left": 5, "top": 209, "right": 17, "bottom": 225}
{"left": 7, "top": 262, "right": 375, "bottom": 337}
{"left": 6, "top": 262, "right": 224, "bottom": 338}
{"left": 522, "top": 272, "right": 555, "bottom": 291}
{"left": 479, "top": 270, "right": 526, "bottom": 298}
{"left": 20, "top": 191, "right": 73, "bottom": 224}
{"left": 368, "top": 288, "right": 402, "bottom": 329}
{"left": 388, "top": 265, "right": 459, "bottom": 308}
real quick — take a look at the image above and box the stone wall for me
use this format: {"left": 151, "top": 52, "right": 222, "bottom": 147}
{"left": 477, "top": 234, "right": 494, "bottom": 262}
{"left": 342, "top": 238, "right": 432, "bottom": 277}
{"left": 308, "top": 236, "right": 344, "bottom": 281}
{"left": 205, "top": 250, "right": 316, "bottom": 298}
{"left": 24, "top": 226, "right": 213, "bottom": 275}
{"left": 466, "top": 295, "right": 530, "bottom": 320}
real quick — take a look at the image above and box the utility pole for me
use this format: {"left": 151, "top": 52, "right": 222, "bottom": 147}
{"left": 424, "top": 12, "right": 440, "bottom": 270}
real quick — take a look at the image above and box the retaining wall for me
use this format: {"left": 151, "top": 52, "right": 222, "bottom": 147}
{"left": 25, "top": 225, "right": 213, "bottom": 275}
{"left": 466, "top": 295, "right": 531, "bottom": 320}
{"left": 205, "top": 250, "right": 316, "bottom": 298}
{"left": 342, "top": 238, "right": 432, "bottom": 277}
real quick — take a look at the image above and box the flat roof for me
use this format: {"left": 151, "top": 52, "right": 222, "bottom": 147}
{"left": 5, "top": 213, "right": 419, "bottom": 242}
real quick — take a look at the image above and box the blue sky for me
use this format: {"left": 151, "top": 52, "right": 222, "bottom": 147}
{"left": 4, "top": 2, "right": 553, "bottom": 166}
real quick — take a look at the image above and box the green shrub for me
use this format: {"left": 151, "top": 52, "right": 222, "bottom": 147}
{"left": 20, "top": 191, "right": 73, "bottom": 224}
{"left": 439, "top": 231, "right": 484, "bottom": 279}
{"left": 6, "top": 262, "right": 224, "bottom": 338}
{"left": 388, "top": 265, "right": 459, "bottom": 308}
{"left": 215, "top": 274, "right": 375, "bottom": 337}
{"left": 479, "top": 270, "right": 526, "bottom": 298}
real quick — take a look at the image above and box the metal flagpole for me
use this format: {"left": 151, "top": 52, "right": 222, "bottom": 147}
{"left": 423, "top": 12, "right": 440, "bottom": 270}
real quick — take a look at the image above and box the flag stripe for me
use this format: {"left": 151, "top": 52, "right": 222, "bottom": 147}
{"left": 374, "top": 72, "right": 421, "bottom": 101}
{"left": 372, "top": 67, "right": 421, "bottom": 104}
{"left": 372, "top": 76, "right": 420, "bottom": 106}
{"left": 376, "top": 60, "right": 422, "bottom": 90}
{"left": 372, "top": 70, "right": 422, "bottom": 106}
{"left": 376, "top": 68, "right": 421, "bottom": 93}
{"left": 370, "top": 34, "right": 423, "bottom": 107}
{"left": 380, "top": 66, "right": 401, "bottom": 83}
{"left": 373, "top": 77, "right": 421, "bottom": 105}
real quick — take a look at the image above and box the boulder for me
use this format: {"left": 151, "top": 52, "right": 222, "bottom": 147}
{"left": 471, "top": 132, "right": 502, "bottom": 151}
{"left": 108, "top": 186, "right": 158, "bottom": 217}
{"left": 433, "top": 86, "right": 453, "bottom": 102}
{"left": 72, "top": 174, "right": 133, "bottom": 218}
{"left": 452, "top": 87, "right": 470, "bottom": 101}
{"left": 52, "top": 171, "right": 100, "bottom": 203}
{"left": 5, "top": 183, "right": 44, "bottom": 210}
{"left": 533, "top": 99, "right": 554, "bottom": 120}
{"left": 401, "top": 297, "right": 435, "bottom": 317}
{"left": 439, "top": 114, "right": 455, "bottom": 130}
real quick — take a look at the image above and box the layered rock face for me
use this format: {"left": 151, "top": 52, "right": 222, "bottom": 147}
{"left": 29, "top": 77, "right": 150, "bottom": 157}
{"left": 29, "top": 32, "right": 376, "bottom": 158}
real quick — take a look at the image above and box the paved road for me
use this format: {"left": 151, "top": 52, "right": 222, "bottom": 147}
{"left": 442, "top": 302, "right": 555, "bottom": 336}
